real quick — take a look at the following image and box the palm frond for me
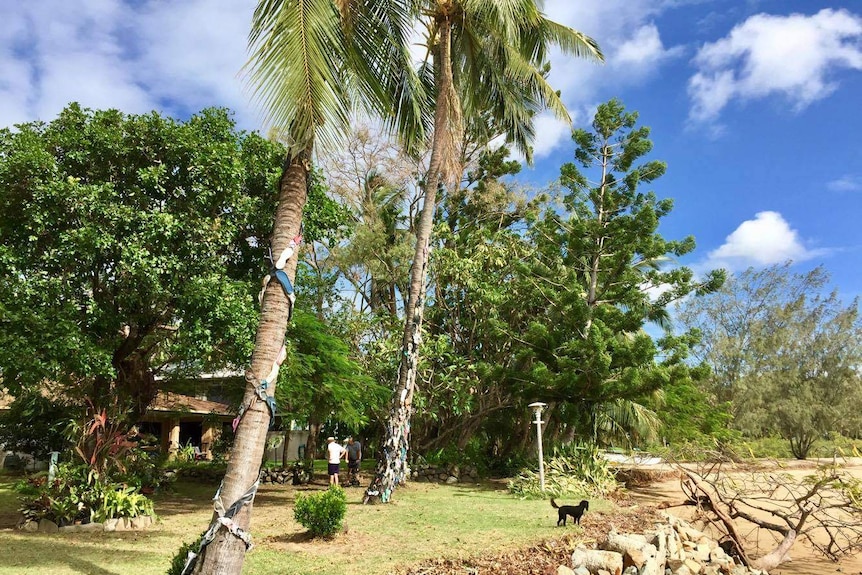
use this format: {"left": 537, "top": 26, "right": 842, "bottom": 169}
{"left": 245, "top": 0, "right": 349, "bottom": 155}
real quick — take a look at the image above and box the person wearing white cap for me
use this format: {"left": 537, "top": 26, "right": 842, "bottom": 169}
{"left": 326, "top": 436, "right": 346, "bottom": 486}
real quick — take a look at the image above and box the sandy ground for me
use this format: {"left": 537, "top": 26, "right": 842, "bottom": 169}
{"left": 625, "top": 458, "right": 862, "bottom": 575}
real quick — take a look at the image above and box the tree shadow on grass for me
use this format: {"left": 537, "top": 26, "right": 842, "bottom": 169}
{"left": 152, "top": 494, "right": 211, "bottom": 517}
{"left": 263, "top": 530, "right": 315, "bottom": 544}
{"left": 2, "top": 534, "right": 163, "bottom": 575}
{"left": 449, "top": 481, "right": 512, "bottom": 496}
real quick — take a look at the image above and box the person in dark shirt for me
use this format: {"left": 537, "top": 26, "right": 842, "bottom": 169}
{"left": 345, "top": 437, "right": 362, "bottom": 486}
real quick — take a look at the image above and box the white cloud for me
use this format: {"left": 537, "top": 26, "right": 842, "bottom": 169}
{"left": 529, "top": 112, "right": 575, "bottom": 160}
{"left": 827, "top": 174, "right": 862, "bottom": 192}
{"left": 705, "top": 211, "right": 826, "bottom": 270}
{"left": 532, "top": 1, "right": 684, "bottom": 158}
{"left": 688, "top": 8, "right": 862, "bottom": 125}
{"left": 0, "top": 0, "right": 257, "bottom": 129}
{"left": 612, "top": 24, "right": 684, "bottom": 70}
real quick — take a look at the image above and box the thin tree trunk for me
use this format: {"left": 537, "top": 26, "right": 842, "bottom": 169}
{"left": 191, "top": 149, "right": 309, "bottom": 574}
{"left": 365, "top": 17, "right": 457, "bottom": 504}
{"left": 306, "top": 416, "right": 321, "bottom": 467}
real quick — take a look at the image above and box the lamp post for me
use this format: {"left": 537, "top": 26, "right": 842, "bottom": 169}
{"left": 528, "top": 402, "right": 547, "bottom": 492}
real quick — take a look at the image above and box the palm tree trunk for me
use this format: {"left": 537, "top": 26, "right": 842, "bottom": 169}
{"left": 191, "top": 149, "right": 309, "bottom": 574}
{"left": 365, "top": 17, "right": 456, "bottom": 504}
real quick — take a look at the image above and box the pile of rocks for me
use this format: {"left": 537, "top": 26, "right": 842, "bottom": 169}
{"left": 19, "top": 514, "right": 156, "bottom": 533}
{"left": 410, "top": 463, "right": 480, "bottom": 484}
{"left": 260, "top": 467, "right": 294, "bottom": 484}
{"left": 563, "top": 513, "right": 768, "bottom": 575}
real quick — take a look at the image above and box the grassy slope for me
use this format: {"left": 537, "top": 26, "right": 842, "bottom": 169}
{"left": 0, "top": 476, "right": 602, "bottom": 575}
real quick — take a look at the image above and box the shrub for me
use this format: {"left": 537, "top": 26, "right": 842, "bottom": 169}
{"left": 166, "top": 532, "right": 205, "bottom": 575}
{"left": 508, "top": 442, "right": 617, "bottom": 499}
{"left": 0, "top": 392, "right": 75, "bottom": 460}
{"left": 293, "top": 485, "right": 346, "bottom": 538}
{"left": 16, "top": 462, "right": 154, "bottom": 525}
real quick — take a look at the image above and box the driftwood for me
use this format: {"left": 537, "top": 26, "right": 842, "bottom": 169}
{"left": 662, "top": 457, "right": 862, "bottom": 571}
{"left": 570, "top": 545, "right": 623, "bottom": 574}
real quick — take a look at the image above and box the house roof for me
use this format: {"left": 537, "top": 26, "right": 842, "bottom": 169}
{"left": 149, "top": 391, "right": 233, "bottom": 416}
{"left": 0, "top": 389, "right": 232, "bottom": 417}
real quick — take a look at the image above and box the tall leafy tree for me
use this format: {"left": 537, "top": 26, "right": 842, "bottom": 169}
{"left": 514, "top": 99, "right": 724, "bottom": 444}
{"left": 0, "top": 105, "right": 281, "bottom": 420}
{"left": 680, "top": 264, "right": 862, "bottom": 458}
{"left": 368, "top": 0, "right": 603, "bottom": 504}
{"left": 189, "top": 1, "right": 425, "bottom": 572}
{"left": 276, "top": 309, "right": 388, "bottom": 459}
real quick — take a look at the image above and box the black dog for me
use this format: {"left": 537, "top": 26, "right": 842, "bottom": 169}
{"left": 550, "top": 499, "right": 589, "bottom": 526}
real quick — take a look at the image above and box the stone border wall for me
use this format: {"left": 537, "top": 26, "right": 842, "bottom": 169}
{"left": 19, "top": 514, "right": 156, "bottom": 533}
{"left": 410, "top": 464, "right": 480, "bottom": 483}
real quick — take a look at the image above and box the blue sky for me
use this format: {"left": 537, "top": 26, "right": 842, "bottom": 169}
{"left": 1, "top": 0, "right": 860, "bottom": 299}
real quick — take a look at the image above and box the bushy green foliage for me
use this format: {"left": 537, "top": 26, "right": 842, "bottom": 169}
{"left": 293, "top": 485, "right": 346, "bottom": 538}
{"left": 115, "top": 452, "right": 170, "bottom": 493}
{"left": 508, "top": 443, "right": 618, "bottom": 499}
{"left": 0, "top": 104, "right": 284, "bottom": 413}
{"left": 166, "top": 532, "right": 205, "bottom": 575}
{"left": 0, "top": 392, "right": 76, "bottom": 459}
{"left": 162, "top": 460, "right": 227, "bottom": 483}
{"left": 15, "top": 463, "right": 154, "bottom": 525}
{"left": 679, "top": 264, "right": 862, "bottom": 459}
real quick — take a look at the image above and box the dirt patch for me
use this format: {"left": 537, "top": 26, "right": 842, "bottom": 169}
{"left": 393, "top": 460, "right": 862, "bottom": 575}
{"left": 615, "top": 466, "right": 680, "bottom": 488}
{"left": 392, "top": 502, "right": 663, "bottom": 575}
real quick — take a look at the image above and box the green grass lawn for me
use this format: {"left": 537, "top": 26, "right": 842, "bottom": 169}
{"left": 0, "top": 475, "right": 602, "bottom": 575}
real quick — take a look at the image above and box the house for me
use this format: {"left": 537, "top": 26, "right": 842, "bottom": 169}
{"left": 0, "top": 390, "right": 234, "bottom": 466}
{"left": 2, "top": 389, "right": 310, "bottom": 465}
{"left": 139, "top": 391, "right": 234, "bottom": 459}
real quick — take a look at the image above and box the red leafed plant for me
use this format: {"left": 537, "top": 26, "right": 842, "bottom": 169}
{"left": 74, "top": 399, "right": 137, "bottom": 476}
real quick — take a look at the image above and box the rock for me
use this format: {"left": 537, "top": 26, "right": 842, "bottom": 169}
{"left": 84, "top": 522, "right": 105, "bottom": 532}
{"left": 130, "top": 515, "right": 154, "bottom": 530}
{"left": 624, "top": 548, "right": 648, "bottom": 570}
{"left": 557, "top": 566, "right": 576, "bottom": 575}
{"left": 114, "top": 517, "right": 133, "bottom": 531}
{"left": 667, "top": 531, "right": 681, "bottom": 560}
{"left": 38, "top": 519, "right": 59, "bottom": 533}
{"left": 104, "top": 518, "right": 118, "bottom": 532}
{"left": 604, "top": 530, "right": 653, "bottom": 557}
{"left": 623, "top": 567, "right": 638, "bottom": 575}
{"left": 446, "top": 475, "right": 459, "bottom": 484}
{"left": 21, "top": 520, "right": 38, "bottom": 532}
{"left": 708, "top": 547, "right": 727, "bottom": 563}
{"left": 641, "top": 557, "right": 663, "bottom": 575}
{"left": 676, "top": 566, "right": 692, "bottom": 575}
{"left": 598, "top": 570, "right": 612, "bottom": 575}
{"left": 573, "top": 568, "right": 590, "bottom": 575}
{"left": 683, "top": 557, "right": 702, "bottom": 574}
{"left": 695, "top": 543, "right": 711, "bottom": 562}
{"left": 571, "top": 545, "right": 623, "bottom": 575}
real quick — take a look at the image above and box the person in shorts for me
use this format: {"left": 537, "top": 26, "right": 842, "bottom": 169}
{"left": 345, "top": 437, "right": 362, "bottom": 485}
{"left": 326, "top": 436, "right": 346, "bottom": 486}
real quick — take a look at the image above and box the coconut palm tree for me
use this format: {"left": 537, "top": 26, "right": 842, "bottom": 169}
{"left": 365, "top": 0, "right": 603, "bottom": 503}
{"left": 186, "top": 2, "right": 425, "bottom": 573}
